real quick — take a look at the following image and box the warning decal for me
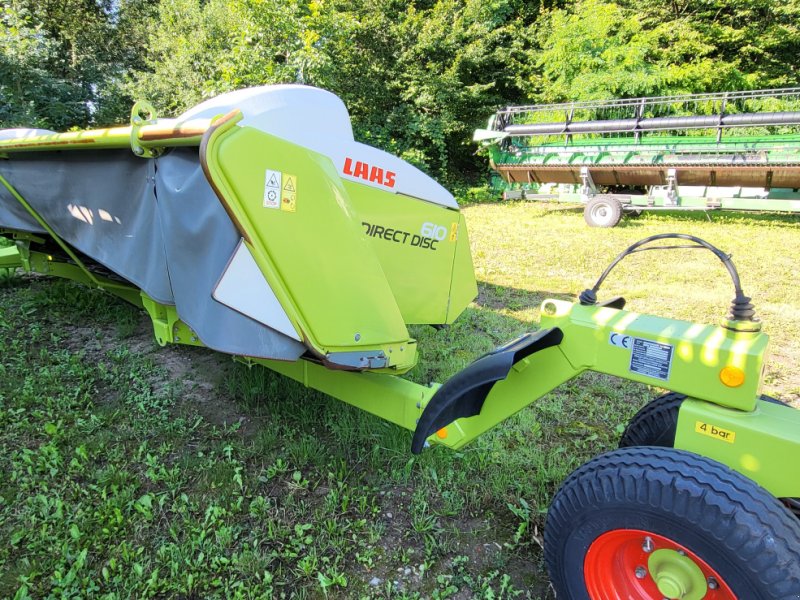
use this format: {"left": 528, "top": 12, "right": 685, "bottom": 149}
{"left": 449, "top": 222, "right": 458, "bottom": 242}
{"left": 263, "top": 169, "right": 281, "bottom": 209}
{"left": 281, "top": 173, "right": 297, "bottom": 212}
{"left": 629, "top": 337, "right": 674, "bottom": 381}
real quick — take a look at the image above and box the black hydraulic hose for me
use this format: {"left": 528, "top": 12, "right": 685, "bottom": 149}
{"left": 578, "top": 233, "right": 757, "bottom": 321}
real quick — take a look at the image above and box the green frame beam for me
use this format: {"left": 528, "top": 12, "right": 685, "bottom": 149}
{"left": 675, "top": 397, "right": 800, "bottom": 498}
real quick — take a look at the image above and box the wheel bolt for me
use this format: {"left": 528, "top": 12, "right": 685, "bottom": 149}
{"left": 708, "top": 576, "right": 719, "bottom": 590}
{"left": 643, "top": 536, "right": 654, "bottom": 553}
{"left": 635, "top": 565, "right": 647, "bottom": 579}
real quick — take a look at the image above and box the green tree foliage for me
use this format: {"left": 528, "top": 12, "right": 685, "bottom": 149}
{"left": 2, "top": 0, "right": 799, "bottom": 181}
{"left": 533, "top": 0, "right": 800, "bottom": 103}
{"left": 127, "top": 0, "right": 304, "bottom": 115}
{"left": 632, "top": 0, "right": 800, "bottom": 88}
{"left": 0, "top": 0, "right": 157, "bottom": 129}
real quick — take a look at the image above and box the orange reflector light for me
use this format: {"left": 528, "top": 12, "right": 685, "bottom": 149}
{"left": 436, "top": 428, "right": 448, "bottom": 439}
{"left": 720, "top": 366, "right": 745, "bottom": 388}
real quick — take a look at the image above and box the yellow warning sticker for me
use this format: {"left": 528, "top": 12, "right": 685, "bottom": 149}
{"left": 695, "top": 421, "right": 736, "bottom": 444}
{"left": 281, "top": 173, "right": 297, "bottom": 212}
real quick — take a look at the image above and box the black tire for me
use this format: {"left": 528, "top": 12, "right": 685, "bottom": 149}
{"left": 545, "top": 446, "right": 800, "bottom": 598}
{"left": 584, "top": 196, "right": 623, "bottom": 227}
{"left": 619, "top": 391, "right": 686, "bottom": 448}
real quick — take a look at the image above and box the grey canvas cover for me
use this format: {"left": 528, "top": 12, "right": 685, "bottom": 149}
{"left": 0, "top": 147, "right": 305, "bottom": 361}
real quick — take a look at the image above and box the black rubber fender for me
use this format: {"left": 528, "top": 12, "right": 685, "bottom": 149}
{"left": 410, "top": 327, "right": 563, "bottom": 453}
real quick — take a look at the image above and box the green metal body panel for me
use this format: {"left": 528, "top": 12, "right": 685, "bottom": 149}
{"left": 344, "top": 180, "right": 476, "bottom": 325}
{"left": 0, "top": 244, "right": 21, "bottom": 269}
{"left": 141, "top": 295, "right": 204, "bottom": 348}
{"left": 202, "top": 114, "right": 417, "bottom": 371}
{"left": 482, "top": 122, "right": 800, "bottom": 215}
{"left": 0, "top": 117, "right": 211, "bottom": 156}
{"left": 249, "top": 356, "right": 435, "bottom": 437}
{"left": 675, "top": 398, "right": 800, "bottom": 497}
{"left": 540, "top": 300, "right": 766, "bottom": 411}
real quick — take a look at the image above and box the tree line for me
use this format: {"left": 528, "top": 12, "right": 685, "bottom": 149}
{"left": 2, "top": 0, "right": 799, "bottom": 185}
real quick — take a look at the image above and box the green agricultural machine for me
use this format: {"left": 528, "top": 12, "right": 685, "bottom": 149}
{"left": 2, "top": 86, "right": 800, "bottom": 598}
{"left": 476, "top": 87, "right": 800, "bottom": 227}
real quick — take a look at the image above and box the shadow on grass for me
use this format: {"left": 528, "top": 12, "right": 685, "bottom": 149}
{"left": 618, "top": 208, "right": 800, "bottom": 229}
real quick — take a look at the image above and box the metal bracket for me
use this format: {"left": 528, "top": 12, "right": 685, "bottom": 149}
{"left": 580, "top": 167, "right": 597, "bottom": 202}
{"left": 325, "top": 350, "right": 389, "bottom": 370}
{"left": 665, "top": 168, "right": 679, "bottom": 206}
{"left": 130, "top": 100, "right": 161, "bottom": 158}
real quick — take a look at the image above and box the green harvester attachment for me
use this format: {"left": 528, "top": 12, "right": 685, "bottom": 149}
{"left": 3, "top": 85, "right": 800, "bottom": 596}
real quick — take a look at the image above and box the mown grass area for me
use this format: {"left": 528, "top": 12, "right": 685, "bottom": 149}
{"left": 1, "top": 204, "right": 798, "bottom": 599}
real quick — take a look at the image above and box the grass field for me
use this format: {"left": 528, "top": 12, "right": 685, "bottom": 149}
{"left": 1, "top": 203, "right": 798, "bottom": 599}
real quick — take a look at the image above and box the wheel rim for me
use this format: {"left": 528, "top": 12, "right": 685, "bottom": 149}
{"left": 584, "top": 529, "right": 736, "bottom": 599}
{"left": 590, "top": 202, "right": 613, "bottom": 225}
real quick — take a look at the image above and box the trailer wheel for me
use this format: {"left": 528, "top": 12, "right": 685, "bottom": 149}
{"left": 619, "top": 392, "right": 800, "bottom": 518}
{"left": 584, "top": 197, "right": 623, "bottom": 227}
{"left": 619, "top": 391, "right": 686, "bottom": 448}
{"left": 545, "top": 447, "right": 800, "bottom": 598}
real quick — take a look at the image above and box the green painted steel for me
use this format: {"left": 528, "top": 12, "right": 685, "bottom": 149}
{"left": 647, "top": 549, "right": 707, "bottom": 600}
{"left": 675, "top": 397, "right": 800, "bottom": 497}
{"left": 202, "top": 111, "right": 418, "bottom": 372}
{"left": 141, "top": 295, "right": 204, "bottom": 348}
{"left": 235, "top": 299, "right": 769, "bottom": 457}
{"left": 344, "top": 180, "right": 476, "bottom": 325}
{"left": 0, "top": 120, "right": 211, "bottom": 156}
{"left": 445, "top": 214, "right": 478, "bottom": 324}
{"left": 248, "top": 356, "right": 435, "bottom": 437}
{"left": 540, "top": 300, "right": 766, "bottom": 411}
{"left": 477, "top": 90, "right": 800, "bottom": 217}
{"left": 0, "top": 244, "right": 21, "bottom": 269}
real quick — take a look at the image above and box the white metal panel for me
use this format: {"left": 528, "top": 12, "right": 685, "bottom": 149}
{"left": 177, "top": 85, "right": 458, "bottom": 209}
{"left": 213, "top": 240, "right": 301, "bottom": 341}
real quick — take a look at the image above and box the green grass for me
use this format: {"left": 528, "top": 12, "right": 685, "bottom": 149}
{"left": 0, "top": 204, "right": 798, "bottom": 598}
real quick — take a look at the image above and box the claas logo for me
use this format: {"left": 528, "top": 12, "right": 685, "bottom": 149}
{"left": 343, "top": 157, "right": 396, "bottom": 188}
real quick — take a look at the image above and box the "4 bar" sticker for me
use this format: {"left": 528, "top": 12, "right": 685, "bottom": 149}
{"left": 695, "top": 421, "right": 736, "bottom": 444}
